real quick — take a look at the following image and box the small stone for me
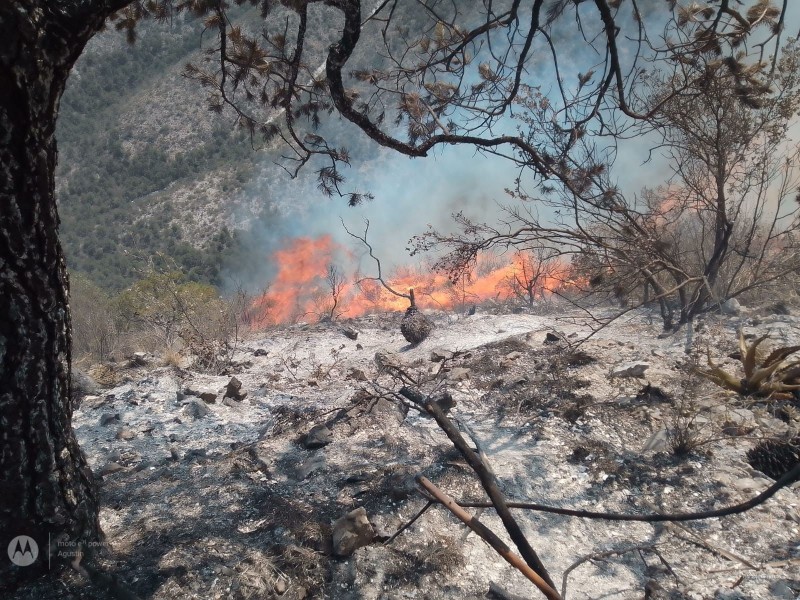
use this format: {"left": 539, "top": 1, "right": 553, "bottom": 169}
{"left": 185, "top": 448, "right": 208, "bottom": 460}
{"left": 356, "top": 343, "right": 363, "bottom": 350}
{"left": 274, "top": 578, "right": 288, "bottom": 595}
{"left": 294, "top": 453, "right": 326, "bottom": 480}
{"left": 430, "top": 349, "right": 454, "bottom": 362}
{"left": 346, "top": 368, "right": 368, "bottom": 381}
{"left": 99, "top": 462, "right": 125, "bottom": 476}
{"left": 720, "top": 298, "right": 743, "bottom": 316}
{"left": 116, "top": 427, "right": 135, "bottom": 440}
{"left": 222, "top": 397, "right": 239, "bottom": 408}
{"left": 733, "top": 477, "right": 764, "bottom": 492}
{"left": 100, "top": 413, "right": 120, "bottom": 426}
{"left": 331, "top": 507, "right": 375, "bottom": 557}
{"left": 447, "top": 367, "right": 471, "bottom": 382}
{"left": 768, "top": 580, "right": 795, "bottom": 600}
{"left": 199, "top": 391, "right": 218, "bottom": 404}
{"left": 544, "top": 331, "right": 565, "bottom": 344}
{"left": 184, "top": 399, "right": 212, "bottom": 419}
{"left": 304, "top": 425, "right": 333, "bottom": 449}
{"left": 225, "top": 377, "right": 246, "bottom": 400}
{"left": 341, "top": 327, "right": 359, "bottom": 341}
{"left": 611, "top": 362, "right": 649, "bottom": 378}
{"left": 640, "top": 429, "right": 668, "bottom": 453}
{"left": 253, "top": 348, "right": 268, "bottom": 357}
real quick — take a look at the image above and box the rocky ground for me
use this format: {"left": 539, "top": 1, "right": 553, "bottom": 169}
{"left": 11, "top": 302, "right": 800, "bottom": 600}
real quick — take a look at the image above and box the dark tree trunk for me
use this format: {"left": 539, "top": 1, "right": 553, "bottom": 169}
{"left": 0, "top": 1, "right": 122, "bottom": 588}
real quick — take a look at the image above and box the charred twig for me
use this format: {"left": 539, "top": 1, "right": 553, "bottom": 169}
{"left": 399, "top": 386, "right": 557, "bottom": 592}
{"left": 417, "top": 477, "right": 561, "bottom": 600}
{"left": 383, "top": 500, "right": 433, "bottom": 545}
{"left": 417, "top": 459, "right": 800, "bottom": 523}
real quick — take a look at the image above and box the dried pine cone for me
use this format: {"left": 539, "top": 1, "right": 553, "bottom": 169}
{"left": 746, "top": 437, "right": 800, "bottom": 482}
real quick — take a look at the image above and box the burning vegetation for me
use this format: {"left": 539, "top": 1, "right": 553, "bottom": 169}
{"left": 246, "top": 235, "right": 573, "bottom": 327}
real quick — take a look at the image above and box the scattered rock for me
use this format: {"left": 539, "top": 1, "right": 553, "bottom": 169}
{"left": 374, "top": 351, "right": 407, "bottom": 374}
{"left": 225, "top": 377, "right": 247, "bottom": 401}
{"left": 356, "top": 343, "right": 363, "bottom": 350}
{"left": 253, "top": 348, "right": 268, "bottom": 357}
{"left": 346, "top": 368, "right": 368, "bottom": 381}
{"left": 99, "top": 462, "right": 125, "bottom": 476}
{"left": 331, "top": 507, "right": 375, "bottom": 557}
{"left": 71, "top": 369, "right": 100, "bottom": 408}
{"left": 447, "top": 367, "right": 471, "bottom": 382}
{"left": 274, "top": 578, "right": 288, "bottom": 595}
{"left": 222, "top": 397, "right": 239, "bottom": 408}
{"left": 116, "top": 427, "right": 136, "bottom": 441}
{"left": 129, "top": 351, "right": 149, "bottom": 367}
{"left": 430, "top": 349, "right": 454, "bottom": 362}
{"left": 185, "top": 448, "right": 208, "bottom": 460}
{"left": 99, "top": 412, "right": 120, "bottom": 426}
{"left": 611, "top": 362, "right": 649, "bottom": 378}
{"left": 184, "top": 385, "right": 218, "bottom": 403}
{"left": 184, "top": 399, "right": 212, "bottom": 419}
{"left": 199, "top": 391, "right": 218, "bottom": 403}
{"left": 720, "top": 298, "right": 743, "bottom": 316}
{"left": 294, "top": 453, "right": 326, "bottom": 480}
{"left": 544, "top": 331, "right": 565, "bottom": 344}
{"left": 341, "top": 327, "right": 359, "bottom": 340}
{"left": 769, "top": 580, "right": 796, "bottom": 599}
{"left": 640, "top": 429, "right": 668, "bottom": 453}
{"left": 304, "top": 425, "right": 333, "bottom": 449}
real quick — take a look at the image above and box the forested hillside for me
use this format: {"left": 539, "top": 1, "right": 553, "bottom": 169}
{"left": 56, "top": 5, "right": 276, "bottom": 290}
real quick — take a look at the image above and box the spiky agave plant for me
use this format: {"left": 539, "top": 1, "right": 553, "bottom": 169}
{"left": 695, "top": 331, "right": 800, "bottom": 399}
{"left": 746, "top": 437, "right": 800, "bottom": 482}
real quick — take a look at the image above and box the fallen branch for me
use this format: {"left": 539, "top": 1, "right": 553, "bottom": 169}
{"left": 417, "top": 476, "right": 562, "bottom": 600}
{"left": 416, "top": 459, "right": 800, "bottom": 523}
{"left": 399, "top": 386, "right": 557, "bottom": 591}
{"left": 384, "top": 501, "right": 433, "bottom": 545}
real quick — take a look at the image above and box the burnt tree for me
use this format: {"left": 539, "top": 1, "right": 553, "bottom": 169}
{"left": 0, "top": 0, "right": 135, "bottom": 587}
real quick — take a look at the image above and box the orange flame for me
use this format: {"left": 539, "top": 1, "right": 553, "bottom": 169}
{"left": 249, "top": 236, "right": 573, "bottom": 327}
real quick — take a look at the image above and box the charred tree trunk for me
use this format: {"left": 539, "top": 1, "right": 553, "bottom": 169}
{"left": 0, "top": 2, "right": 122, "bottom": 588}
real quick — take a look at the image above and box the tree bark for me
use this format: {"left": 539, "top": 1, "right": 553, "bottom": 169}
{"left": 0, "top": 1, "right": 119, "bottom": 589}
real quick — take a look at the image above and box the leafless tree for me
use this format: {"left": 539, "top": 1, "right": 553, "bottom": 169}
{"left": 314, "top": 263, "right": 349, "bottom": 320}
{"left": 411, "top": 35, "right": 800, "bottom": 331}
{"left": 503, "top": 248, "right": 561, "bottom": 308}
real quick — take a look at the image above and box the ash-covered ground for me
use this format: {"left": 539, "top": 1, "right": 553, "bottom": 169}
{"left": 13, "top": 303, "right": 800, "bottom": 600}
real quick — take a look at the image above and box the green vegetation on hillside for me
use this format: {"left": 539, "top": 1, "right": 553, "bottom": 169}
{"left": 56, "top": 9, "right": 265, "bottom": 291}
